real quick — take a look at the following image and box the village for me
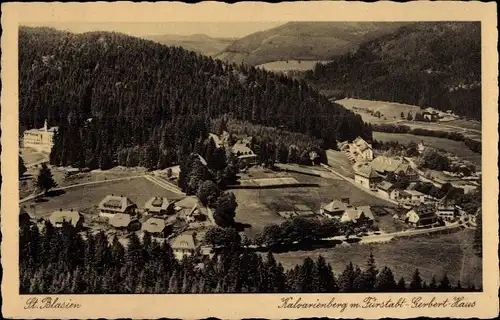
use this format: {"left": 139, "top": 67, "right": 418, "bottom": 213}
{"left": 19, "top": 119, "right": 480, "bottom": 269}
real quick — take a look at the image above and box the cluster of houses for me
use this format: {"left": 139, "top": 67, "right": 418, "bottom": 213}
{"left": 20, "top": 194, "right": 206, "bottom": 260}
{"left": 320, "top": 198, "right": 375, "bottom": 226}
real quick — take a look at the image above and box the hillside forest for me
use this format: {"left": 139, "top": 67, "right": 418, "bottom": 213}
{"left": 304, "top": 22, "right": 481, "bottom": 120}
{"left": 19, "top": 27, "right": 371, "bottom": 171}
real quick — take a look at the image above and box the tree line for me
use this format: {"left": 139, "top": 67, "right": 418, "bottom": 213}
{"left": 19, "top": 220, "right": 478, "bottom": 294}
{"left": 20, "top": 27, "right": 371, "bottom": 172}
{"left": 304, "top": 22, "right": 481, "bottom": 120}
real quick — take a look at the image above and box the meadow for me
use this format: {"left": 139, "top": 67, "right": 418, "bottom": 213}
{"left": 23, "top": 176, "right": 183, "bottom": 218}
{"left": 273, "top": 229, "right": 481, "bottom": 289}
{"left": 373, "top": 132, "right": 481, "bottom": 167}
{"left": 335, "top": 98, "right": 422, "bottom": 124}
{"left": 257, "top": 60, "right": 329, "bottom": 72}
{"left": 232, "top": 172, "right": 394, "bottom": 239}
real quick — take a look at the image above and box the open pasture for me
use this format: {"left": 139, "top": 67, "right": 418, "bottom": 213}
{"left": 257, "top": 60, "right": 329, "bottom": 72}
{"left": 273, "top": 229, "right": 481, "bottom": 289}
{"left": 23, "top": 177, "right": 184, "bottom": 218}
{"left": 335, "top": 98, "right": 422, "bottom": 124}
{"left": 373, "top": 132, "right": 481, "bottom": 167}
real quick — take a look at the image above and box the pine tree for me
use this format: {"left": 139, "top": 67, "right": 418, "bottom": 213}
{"left": 374, "top": 266, "right": 397, "bottom": 292}
{"left": 429, "top": 276, "right": 438, "bottom": 291}
{"left": 438, "top": 273, "right": 452, "bottom": 291}
{"left": 397, "top": 277, "right": 407, "bottom": 291}
{"left": 361, "top": 252, "right": 379, "bottom": 291}
{"left": 316, "top": 255, "right": 337, "bottom": 292}
{"left": 409, "top": 268, "right": 423, "bottom": 291}
{"left": 35, "top": 163, "right": 57, "bottom": 195}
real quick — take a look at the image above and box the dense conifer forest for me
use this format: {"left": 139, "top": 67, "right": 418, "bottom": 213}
{"left": 304, "top": 22, "right": 481, "bottom": 120}
{"left": 19, "top": 220, "right": 477, "bottom": 294}
{"left": 19, "top": 27, "right": 371, "bottom": 170}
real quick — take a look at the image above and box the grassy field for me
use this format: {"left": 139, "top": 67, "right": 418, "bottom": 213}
{"left": 373, "top": 132, "right": 482, "bottom": 167}
{"left": 20, "top": 147, "right": 48, "bottom": 166}
{"left": 326, "top": 149, "right": 355, "bottom": 178}
{"left": 273, "top": 229, "right": 481, "bottom": 288}
{"left": 396, "top": 120, "right": 482, "bottom": 141}
{"left": 445, "top": 119, "right": 482, "bottom": 131}
{"left": 233, "top": 172, "right": 394, "bottom": 238}
{"left": 257, "top": 60, "right": 329, "bottom": 72}
{"left": 23, "top": 177, "right": 183, "bottom": 218}
{"left": 335, "top": 98, "right": 422, "bottom": 124}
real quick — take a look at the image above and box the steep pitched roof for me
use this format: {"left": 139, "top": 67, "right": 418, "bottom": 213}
{"left": 353, "top": 137, "right": 372, "bottom": 152}
{"left": 49, "top": 209, "right": 83, "bottom": 227}
{"left": 354, "top": 163, "right": 381, "bottom": 179}
{"left": 358, "top": 206, "right": 375, "bottom": 220}
{"left": 170, "top": 234, "right": 196, "bottom": 251}
{"left": 410, "top": 204, "right": 437, "bottom": 219}
{"left": 109, "top": 213, "right": 133, "bottom": 228}
{"left": 142, "top": 218, "right": 169, "bottom": 234}
{"left": 322, "top": 200, "right": 349, "bottom": 213}
{"left": 145, "top": 197, "right": 171, "bottom": 212}
{"left": 98, "top": 195, "right": 136, "bottom": 213}
{"left": 371, "top": 156, "right": 401, "bottom": 173}
{"left": 341, "top": 208, "right": 362, "bottom": 222}
{"left": 377, "top": 181, "right": 395, "bottom": 192}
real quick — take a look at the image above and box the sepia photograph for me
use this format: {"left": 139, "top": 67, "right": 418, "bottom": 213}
{"left": 1, "top": 2, "right": 498, "bottom": 319}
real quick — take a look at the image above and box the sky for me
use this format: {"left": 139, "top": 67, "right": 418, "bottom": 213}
{"left": 21, "top": 21, "right": 286, "bottom": 39}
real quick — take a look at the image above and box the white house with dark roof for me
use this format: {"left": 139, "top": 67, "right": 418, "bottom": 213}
{"left": 98, "top": 195, "right": 137, "bottom": 218}
{"left": 144, "top": 197, "right": 174, "bottom": 216}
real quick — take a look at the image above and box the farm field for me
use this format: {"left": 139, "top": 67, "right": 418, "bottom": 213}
{"left": 233, "top": 172, "right": 394, "bottom": 238}
{"left": 443, "top": 119, "right": 482, "bottom": 131}
{"left": 256, "top": 60, "right": 329, "bottom": 72}
{"left": 23, "top": 176, "right": 184, "bottom": 218}
{"left": 20, "top": 147, "right": 48, "bottom": 166}
{"left": 335, "top": 98, "right": 422, "bottom": 124}
{"left": 373, "top": 132, "right": 482, "bottom": 167}
{"left": 397, "top": 120, "right": 482, "bottom": 141}
{"left": 273, "top": 229, "right": 481, "bottom": 289}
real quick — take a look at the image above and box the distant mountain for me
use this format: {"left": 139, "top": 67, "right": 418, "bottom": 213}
{"left": 215, "top": 22, "right": 406, "bottom": 66}
{"left": 19, "top": 27, "right": 371, "bottom": 170}
{"left": 144, "top": 34, "right": 236, "bottom": 57}
{"left": 303, "top": 22, "right": 481, "bottom": 120}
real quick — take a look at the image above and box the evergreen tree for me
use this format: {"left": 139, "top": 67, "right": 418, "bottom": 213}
{"left": 409, "top": 268, "right": 423, "bottom": 291}
{"left": 361, "top": 252, "right": 379, "bottom": 291}
{"left": 396, "top": 277, "right": 407, "bottom": 291}
{"left": 438, "top": 273, "right": 452, "bottom": 291}
{"left": 316, "top": 255, "right": 338, "bottom": 292}
{"left": 374, "top": 266, "right": 397, "bottom": 292}
{"left": 35, "top": 163, "right": 57, "bottom": 195}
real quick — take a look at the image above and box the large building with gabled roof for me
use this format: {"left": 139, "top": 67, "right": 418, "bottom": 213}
{"left": 98, "top": 195, "right": 137, "bottom": 218}
{"left": 353, "top": 162, "right": 383, "bottom": 190}
{"left": 144, "top": 197, "right": 175, "bottom": 216}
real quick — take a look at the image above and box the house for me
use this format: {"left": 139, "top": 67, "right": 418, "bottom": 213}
{"left": 405, "top": 204, "right": 438, "bottom": 227}
{"left": 399, "top": 190, "right": 426, "bottom": 206}
{"left": 231, "top": 140, "right": 258, "bottom": 166}
{"left": 354, "top": 163, "right": 383, "bottom": 190}
{"left": 293, "top": 204, "right": 316, "bottom": 217}
{"left": 170, "top": 233, "right": 197, "bottom": 260}
{"left": 320, "top": 199, "right": 353, "bottom": 218}
{"left": 48, "top": 209, "right": 84, "bottom": 230}
{"left": 22, "top": 119, "right": 58, "bottom": 153}
{"left": 436, "top": 205, "right": 458, "bottom": 221}
{"left": 422, "top": 111, "right": 439, "bottom": 122}
{"left": 109, "top": 213, "right": 141, "bottom": 231}
{"left": 144, "top": 197, "right": 175, "bottom": 216}
{"left": 371, "top": 156, "right": 419, "bottom": 181}
{"left": 98, "top": 195, "right": 137, "bottom": 218}
{"left": 377, "top": 181, "right": 399, "bottom": 200}
{"left": 340, "top": 206, "right": 374, "bottom": 225}
{"left": 141, "top": 217, "right": 173, "bottom": 237}
{"left": 345, "top": 137, "right": 373, "bottom": 162}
